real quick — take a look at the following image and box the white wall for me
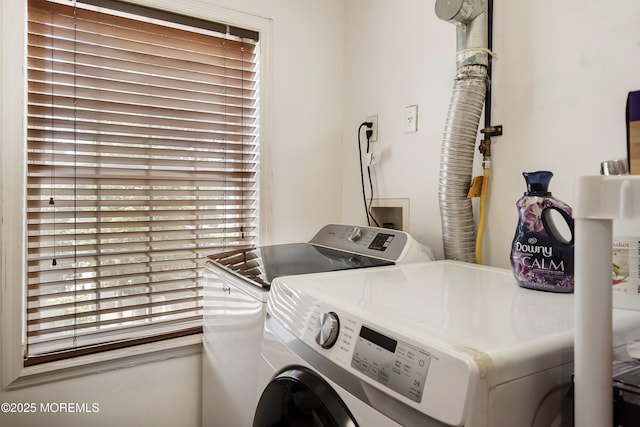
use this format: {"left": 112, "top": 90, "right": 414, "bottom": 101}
{"left": 208, "top": 0, "right": 346, "bottom": 244}
{"left": 341, "top": 0, "right": 640, "bottom": 267}
{"left": 0, "top": 355, "right": 202, "bottom": 427}
{"left": 342, "top": 0, "right": 454, "bottom": 258}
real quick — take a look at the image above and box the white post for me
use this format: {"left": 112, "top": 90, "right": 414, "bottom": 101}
{"left": 574, "top": 217, "right": 613, "bottom": 426}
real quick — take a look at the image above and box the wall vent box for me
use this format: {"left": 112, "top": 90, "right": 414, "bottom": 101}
{"left": 628, "top": 91, "right": 640, "bottom": 174}
{"left": 370, "top": 198, "right": 410, "bottom": 232}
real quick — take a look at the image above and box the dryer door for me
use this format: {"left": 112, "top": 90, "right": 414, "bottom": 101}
{"left": 253, "top": 366, "right": 359, "bottom": 427}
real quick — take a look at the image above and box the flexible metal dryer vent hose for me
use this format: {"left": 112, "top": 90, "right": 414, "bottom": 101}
{"left": 435, "top": 0, "right": 489, "bottom": 262}
{"left": 438, "top": 57, "right": 488, "bottom": 262}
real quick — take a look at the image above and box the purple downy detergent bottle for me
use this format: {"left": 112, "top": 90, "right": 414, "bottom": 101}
{"left": 510, "top": 171, "right": 575, "bottom": 292}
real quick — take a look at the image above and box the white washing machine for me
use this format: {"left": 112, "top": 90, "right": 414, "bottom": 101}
{"left": 254, "top": 260, "right": 640, "bottom": 426}
{"left": 202, "top": 224, "right": 434, "bottom": 427}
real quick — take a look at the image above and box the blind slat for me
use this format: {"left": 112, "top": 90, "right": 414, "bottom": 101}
{"left": 27, "top": 20, "right": 256, "bottom": 64}
{"left": 27, "top": 81, "right": 256, "bottom": 117}
{"left": 28, "top": 93, "right": 257, "bottom": 124}
{"left": 28, "top": 305, "right": 202, "bottom": 336}
{"left": 27, "top": 63, "right": 256, "bottom": 100}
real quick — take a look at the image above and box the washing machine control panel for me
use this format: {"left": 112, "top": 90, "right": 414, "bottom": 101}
{"left": 308, "top": 224, "right": 411, "bottom": 262}
{"left": 351, "top": 325, "right": 430, "bottom": 403}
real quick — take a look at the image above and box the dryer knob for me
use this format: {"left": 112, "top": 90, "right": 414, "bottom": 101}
{"left": 316, "top": 312, "right": 340, "bottom": 349}
{"left": 347, "top": 227, "right": 362, "bottom": 242}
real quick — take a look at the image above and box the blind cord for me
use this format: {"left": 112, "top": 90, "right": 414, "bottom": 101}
{"left": 72, "top": 0, "right": 79, "bottom": 350}
{"left": 49, "top": 12, "right": 57, "bottom": 267}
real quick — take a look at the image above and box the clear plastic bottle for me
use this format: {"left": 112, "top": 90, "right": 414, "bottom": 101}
{"left": 510, "top": 171, "right": 575, "bottom": 292}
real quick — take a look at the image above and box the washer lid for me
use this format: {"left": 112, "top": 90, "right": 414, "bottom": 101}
{"left": 205, "top": 224, "right": 433, "bottom": 289}
{"left": 206, "top": 243, "right": 393, "bottom": 289}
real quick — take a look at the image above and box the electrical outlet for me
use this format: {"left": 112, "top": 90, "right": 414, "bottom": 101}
{"left": 405, "top": 105, "right": 418, "bottom": 133}
{"left": 367, "top": 150, "right": 381, "bottom": 166}
{"left": 366, "top": 115, "right": 378, "bottom": 142}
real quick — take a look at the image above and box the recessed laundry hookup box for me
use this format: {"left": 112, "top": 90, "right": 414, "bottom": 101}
{"left": 628, "top": 91, "right": 640, "bottom": 174}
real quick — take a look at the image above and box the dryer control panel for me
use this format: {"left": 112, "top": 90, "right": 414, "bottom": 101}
{"left": 268, "top": 265, "right": 479, "bottom": 427}
{"left": 291, "top": 301, "right": 474, "bottom": 427}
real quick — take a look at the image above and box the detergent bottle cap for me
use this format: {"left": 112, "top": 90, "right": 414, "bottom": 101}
{"left": 523, "top": 171, "right": 553, "bottom": 197}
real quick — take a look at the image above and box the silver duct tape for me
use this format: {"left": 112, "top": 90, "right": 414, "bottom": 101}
{"left": 455, "top": 55, "right": 490, "bottom": 71}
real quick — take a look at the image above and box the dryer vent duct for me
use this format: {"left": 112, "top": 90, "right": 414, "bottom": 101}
{"left": 435, "top": 0, "right": 489, "bottom": 263}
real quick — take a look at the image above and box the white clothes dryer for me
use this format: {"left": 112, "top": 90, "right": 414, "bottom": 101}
{"left": 202, "top": 224, "right": 433, "bottom": 427}
{"left": 254, "top": 260, "right": 640, "bottom": 427}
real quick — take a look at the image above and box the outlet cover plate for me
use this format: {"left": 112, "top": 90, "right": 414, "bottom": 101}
{"left": 366, "top": 115, "right": 378, "bottom": 142}
{"left": 405, "top": 105, "right": 418, "bottom": 133}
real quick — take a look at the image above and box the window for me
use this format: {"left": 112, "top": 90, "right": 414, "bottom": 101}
{"left": 25, "top": 0, "right": 259, "bottom": 365}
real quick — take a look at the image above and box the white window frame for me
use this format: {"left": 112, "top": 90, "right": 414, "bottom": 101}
{"left": 1, "top": 0, "right": 272, "bottom": 390}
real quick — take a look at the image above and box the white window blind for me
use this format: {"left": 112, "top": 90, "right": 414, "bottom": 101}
{"left": 26, "top": 0, "right": 259, "bottom": 364}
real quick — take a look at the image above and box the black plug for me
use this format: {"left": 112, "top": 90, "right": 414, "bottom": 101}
{"left": 365, "top": 129, "right": 373, "bottom": 140}
{"left": 363, "top": 121, "right": 373, "bottom": 128}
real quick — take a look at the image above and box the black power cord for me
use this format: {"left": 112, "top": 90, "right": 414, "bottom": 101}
{"left": 357, "top": 122, "right": 380, "bottom": 227}
{"left": 365, "top": 130, "right": 380, "bottom": 227}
